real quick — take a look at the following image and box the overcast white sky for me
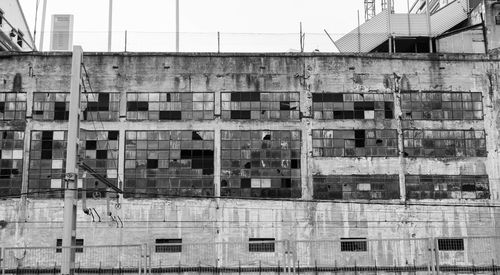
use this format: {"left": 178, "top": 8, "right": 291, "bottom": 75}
{"left": 19, "top": 0, "right": 409, "bottom": 52}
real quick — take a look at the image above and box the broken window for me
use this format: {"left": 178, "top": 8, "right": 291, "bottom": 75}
{"left": 340, "top": 238, "right": 368, "bottom": 252}
{"left": 249, "top": 238, "right": 275, "bottom": 252}
{"left": 403, "top": 130, "right": 487, "bottom": 157}
{"left": 81, "top": 92, "right": 120, "bottom": 120}
{"left": 401, "top": 91, "right": 483, "bottom": 120}
{"left": 405, "top": 175, "right": 489, "bottom": 199}
{"left": 312, "top": 93, "right": 393, "bottom": 120}
{"left": 0, "top": 131, "right": 24, "bottom": 196}
{"left": 155, "top": 239, "right": 182, "bottom": 253}
{"left": 124, "top": 131, "right": 214, "bottom": 198}
{"left": 313, "top": 175, "right": 399, "bottom": 200}
{"left": 221, "top": 92, "right": 300, "bottom": 120}
{"left": 312, "top": 129, "right": 398, "bottom": 157}
{"left": 80, "top": 131, "right": 119, "bottom": 198}
{"left": 28, "top": 131, "right": 68, "bottom": 198}
{"left": 33, "top": 92, "right": 120, "bottom": 121}
{"left": 126, "top": 92, "right": 214, "bottom": 121}
{"left": 0, "top": 92, "right": 26, "bottom": 120}
{"left": 221, "top": 130, "right": 301, "bottom": 198}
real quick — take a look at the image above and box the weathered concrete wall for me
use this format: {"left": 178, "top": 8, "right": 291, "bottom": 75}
{"left": 0, "top": 52, "right": 500, "bottom": 249}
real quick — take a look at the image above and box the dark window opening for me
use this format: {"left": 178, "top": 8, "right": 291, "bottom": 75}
{"left": 438, "top": 238, "right": 464, "bottom": 251}
{"left": 108, "top": 131, "right": 119, "bottom": 140}
{"left": 127, "top": 101, "right": 149, "bottom": 112}
{"left": 231, "top": 92, "right": 260, "bottom": 102}
{"left": 147, "top": 159, "right": 158, "bottom": 169}
{"left": 192, "top": 131, "right": 203, "bottom": 141}
{"left": 249, "top": 238, "right": 275, "bottom": 252}
{"left": 155, "top": 239, "right": 182, "bottom": 253}
{"left": 340, "top": 238, "right": 367, "bottom": 252}
{"left": 56, "top": 239, "right": 84, "bottom": 253}
{"left": 230, "top": 110, "right": 251, "bottom": 119}
{"left": 159, "top": 111, "right": 182, "bottom": 120}
{"left": 85, "top": 141, "right": 97, "bottom": 150}
{"left": 0, "top": 102, "right": 4, "bottom": 113}
{"left": 280, "top": 101, "right": 291, "bottom": 110}
{"left": 496, "top": 13, "right": 500, "bottom": 25}
{"left": 96, "top": 150, "right": 107, "bottom": 160}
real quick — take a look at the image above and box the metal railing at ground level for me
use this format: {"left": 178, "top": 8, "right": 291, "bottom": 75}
{"left": 1, "top": 236, "right": 500, "bottom": 274}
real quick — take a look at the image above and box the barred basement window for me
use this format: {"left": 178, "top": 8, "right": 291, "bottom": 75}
{"left": 221, "top": 130, "right": 301, "bottom": 198}
{"left": 313, "top": 175, "right": 399, "bottom": 200}
{"left": 312, "top": 129, "right": 398, "bottom": 157}
{"left": 403, "top": 130, "right": 486, "bottom": 157}
{"left": 155, "top": 239, "right": 182, "bottom": 253}
{"left": 33, "top": 92, "right": 120, "bottom": 121}
{"left": 56, "top": 239, "right": 84, "bottom": 253}
{"left": 0, "top": 131, "right": 24, "bottom": 196}
{"left": 124, "top": 131, "right": 214, "bottom": 198}
{"left": 0, "top": 92, "right": 26, "bottom": 120}
{"left": 340, "top": 238, "right": 367, "bottom": 252}
{"left": 312, "top": 93, "right": 393, "bottom": 120}
{"left": 221, "top": 92, "right": 300, "bottom": 120}
{"left": 28, "top": 131, "right": 68, "bottom": 198}
{"left": 80, "top": 131, "right": 119, "bottom": 198}
{"left": 438, "top": 238, "right": 464, "bottom": 251}
{"left": 249, "top": 238, "right": 275, "bottom": 252}
{"left": 401, "top": 91, "right": 483, "bottom": 120}
{"left": 126, "top": 92, "right": 214, "bottom": 120}
{"left": 405, "top": 175, "right": 489, "bottom": 199}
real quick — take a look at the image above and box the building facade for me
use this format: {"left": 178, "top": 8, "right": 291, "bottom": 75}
{"left": 0, "top": 51, "right": 499, "bottom": 256}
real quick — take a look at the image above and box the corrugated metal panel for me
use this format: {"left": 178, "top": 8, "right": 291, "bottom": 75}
{"left": 390, "top": 14, "right": 428, "bottom": 36}
{"left": 430, "top": 0, "right": 468, "bottom": 35}
{"left": 336, "top": 10, "right": 389, "bottom": 53}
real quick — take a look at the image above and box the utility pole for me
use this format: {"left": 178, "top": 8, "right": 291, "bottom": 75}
{"left": 108, "top": 0, "right": 113, "bottom": 52}
{"left": 176, "top": 0, "right": 179, "bottom": 52}
{"left": 61, "top": 45, "right": 83, "bottom": 275}
{"left": 39, "top": 0, "right": 47, "bottom": 51}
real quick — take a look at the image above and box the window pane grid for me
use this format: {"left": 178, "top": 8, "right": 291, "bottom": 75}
{"left": 80, "top": 130, "right": 120, "bottom": 198}
{"left": 33, "top": 92, "right": 120, "bottom": 121}
{"left": 405, "top": 175, "right": 490, "bottom": 199}
{"left": 124, "top": 130, "right": 214, "bottom": 198}
{"left": 0, "top": 92, "right": 26, "bottom": 120}
{"left": 401, "top": 91, "right": 483, "bottom": 120}
{"left": 126, "top": 92, "right": 214, "bottom": 121}
{"left": 312, "top": 129, "right": 398, "bottom": 157}
{"left": 313, "top": 175, "right": 400, "bottom": 200}
{"left": 403, "top": 130, "right": 487, "bottom": 157}
{"left": 28, "top": 130, "right": 68, "bottom": 198}
{"left": 221, "top": 92, "right": 300, "bottom": 121}
{"left": 312, "top": 93, "right": 394, "bottom": 120}
{"left": 0, "top": 131, "right": 24, "bottom": 196}
{"left": 221, "top": 130, "right": 301, "bottom": 198}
